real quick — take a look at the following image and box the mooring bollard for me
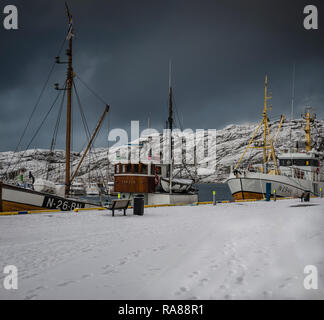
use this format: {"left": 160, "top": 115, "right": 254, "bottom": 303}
{"left": 273, "top": 189, "right": 276, "bottom": 201}
{"left": 213, "top": 190, "right": 216, "bottom": 206}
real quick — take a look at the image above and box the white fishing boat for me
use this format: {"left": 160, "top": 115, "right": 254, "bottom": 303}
{"left": 85, "top": 182, "right": 100, "bottom": 196}
{"left": 226, "top": 76, "right": 324, "bottom": 200}
{"left": 71, "top": 179, "right": 86, "bottom": 196}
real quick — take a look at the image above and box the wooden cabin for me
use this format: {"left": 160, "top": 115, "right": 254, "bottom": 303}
{"left": 114, "top": 162, "right": 164, "bottom": 193}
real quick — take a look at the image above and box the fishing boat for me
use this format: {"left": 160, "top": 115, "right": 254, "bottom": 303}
{"left": 85, "top": 182, "right": 100, "bottom": 196}
{"left": 226, "top": 76, "right": 324, "bottom": 200}
{"left": 71, "top": 179, "right": 86, "bottom": 196}
{"left": 0, "top": 4, "right": 109, "bottom": 212}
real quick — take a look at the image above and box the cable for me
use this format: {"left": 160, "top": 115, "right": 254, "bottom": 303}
{"left": 75, "top": 73, "right": 109, "bottom": 106}
{"left": 7, "top": 90, "right": 63, "bottom": 175}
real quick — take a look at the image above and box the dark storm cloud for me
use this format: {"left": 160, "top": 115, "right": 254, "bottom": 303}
{"left": 0, "top": 0, "right": 324, "bottom": 152}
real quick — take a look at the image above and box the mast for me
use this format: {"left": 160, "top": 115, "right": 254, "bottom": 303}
{"left": 303, "top": 107, "right": 315, "bottom": 152}
{"left": 168, "top": 61, "right": 173, "bottom": 194}
{"left": 263, "top": 75, "right": 268, "bottom": 166}
{"left": 289, "top": 63, "right": 296, "bottom": 150}
{"left": 290, "top": 63, "right": 295, "bottom": 121}
{"left": 235, "top": 75, "right": 279, "bottom": 175}
{"left": 65, "top": 3, "right": 73, "bottom": 196}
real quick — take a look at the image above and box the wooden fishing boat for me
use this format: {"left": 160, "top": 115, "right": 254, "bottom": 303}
{"left": 0, "top": 4, "right": 109, "bottom": 212}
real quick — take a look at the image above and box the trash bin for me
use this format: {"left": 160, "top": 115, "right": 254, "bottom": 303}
{"left": 133, "top": 194, "right": 144, "bottom": 215}
{"left": 304, "top": 192, "right": 310, "bottom": 202}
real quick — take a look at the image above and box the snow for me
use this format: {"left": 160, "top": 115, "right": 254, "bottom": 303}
{"left": 1, "top": 118, "right": 323, "bottom": 184}
{"left": 0, "top": 198, "right": 324, "bottom": 300}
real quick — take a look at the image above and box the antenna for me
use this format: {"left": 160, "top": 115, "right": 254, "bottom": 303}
{"left": 168, "top": 59, "right": 173, "bottom": 131}
{"left": 147, "top": 112, "right": 151, "bottom": 129}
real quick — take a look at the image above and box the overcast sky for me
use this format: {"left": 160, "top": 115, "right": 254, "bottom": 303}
{"left": 0, "top": 0, "right": 324, "bottom": 152}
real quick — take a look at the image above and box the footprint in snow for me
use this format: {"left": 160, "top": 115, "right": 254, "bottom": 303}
{"left": 24, "top": 294, "right": 38, "bottom": 300}
{"left": 102, "top": 264, "right": 112, "bottom": 270}
{"left": 25, "top": 286, "right": 46, "bottom": 298}
{"left": 188, "top": 296, "right": 199, "bottom": 300}
{"left": 199, "top": 278, "right": 209, "bottom": 286}
{"left": 57, "top": 280, "right": 75, "bottom": 287}
{"left": 219, "top": 284, "right": 229, "bottom": 290}
{"left": 188, "top": 271, "right": 200, "bottom": 278}
{"left": 236, "top": 276, "right": 244, "bottom": 284}
{"left": 175, "top": 286, "right": 188, "bottom": 296}
{"left": 263, "top": 291, "right": 273, "bottom": 298}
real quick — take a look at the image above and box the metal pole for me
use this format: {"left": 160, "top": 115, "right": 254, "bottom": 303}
{"left": 213, "top": 190, "right": 216, "bottom": 206}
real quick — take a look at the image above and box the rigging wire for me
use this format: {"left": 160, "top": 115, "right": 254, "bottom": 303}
{"left": 6, "top": 90, "right": 63, "bottom": 176}
{"left": 4, "top": 37, "right": 67, "bottom": 178}
{"left": 72, "top": 80, "right": 108, "bottom": 190}
{"left": 75, "top": 73, "right": 109, "bottom": 106}
{"left": 46, "top": 81, "right": 67, "bottom": 180}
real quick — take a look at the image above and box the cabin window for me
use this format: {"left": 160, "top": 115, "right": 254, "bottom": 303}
{"left": 294, "top": 168, "right": 304, "bottom": 179}
{"left": 155, "top": 166, "right": 162, "bottom": 175}
{"left": 294, "top": 159, "right": 307, "bottom": 166}
{"left": 141, "top": 164, "right": 148, "bottom": 174}
{"left": 280, "top": 159, "right": 319, "bottom": 167}
{"left": 280, "top": 159, "right": 292, "bottom": 166}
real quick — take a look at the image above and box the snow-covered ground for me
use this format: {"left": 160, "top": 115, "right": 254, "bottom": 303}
{"left": 0, "top": 198, "right": 324, "bottom": 300}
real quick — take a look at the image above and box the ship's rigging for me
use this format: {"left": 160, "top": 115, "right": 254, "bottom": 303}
{"left": 1, "top": 3, "right": 110, "bottom": 196}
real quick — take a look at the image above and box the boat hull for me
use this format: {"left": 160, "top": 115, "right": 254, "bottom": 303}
{"left": 227, "top": 172, "right": 324, "bottom": 201}
{"left": 0, "top": 182, "right": 98, "bottom": 212}
{"left": 160, "top": 178, "right": 193, "bottom": 193}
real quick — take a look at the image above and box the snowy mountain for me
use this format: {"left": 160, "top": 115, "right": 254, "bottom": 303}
{"left": 0, "top": 118, "right": 323, "bottom": 185}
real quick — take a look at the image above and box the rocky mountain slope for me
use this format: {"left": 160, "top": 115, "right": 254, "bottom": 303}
{"left": 0, "top": 119, "right": 323, "bottom": 185}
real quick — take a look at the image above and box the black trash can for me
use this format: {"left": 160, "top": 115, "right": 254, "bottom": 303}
{"left": 133, "top": 194, "right": 144, "bottom": 215}
{"left": 304, "top": 192, "right": 311, "bottom": 202}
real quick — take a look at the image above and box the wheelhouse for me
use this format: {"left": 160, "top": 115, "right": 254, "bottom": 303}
{"left": 278, "top": 152, "right": 322, "bottom": 181}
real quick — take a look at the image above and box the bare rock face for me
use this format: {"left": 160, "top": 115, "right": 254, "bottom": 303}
{"left": 0, "top": 119, "right": 323, "bottom": 184}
